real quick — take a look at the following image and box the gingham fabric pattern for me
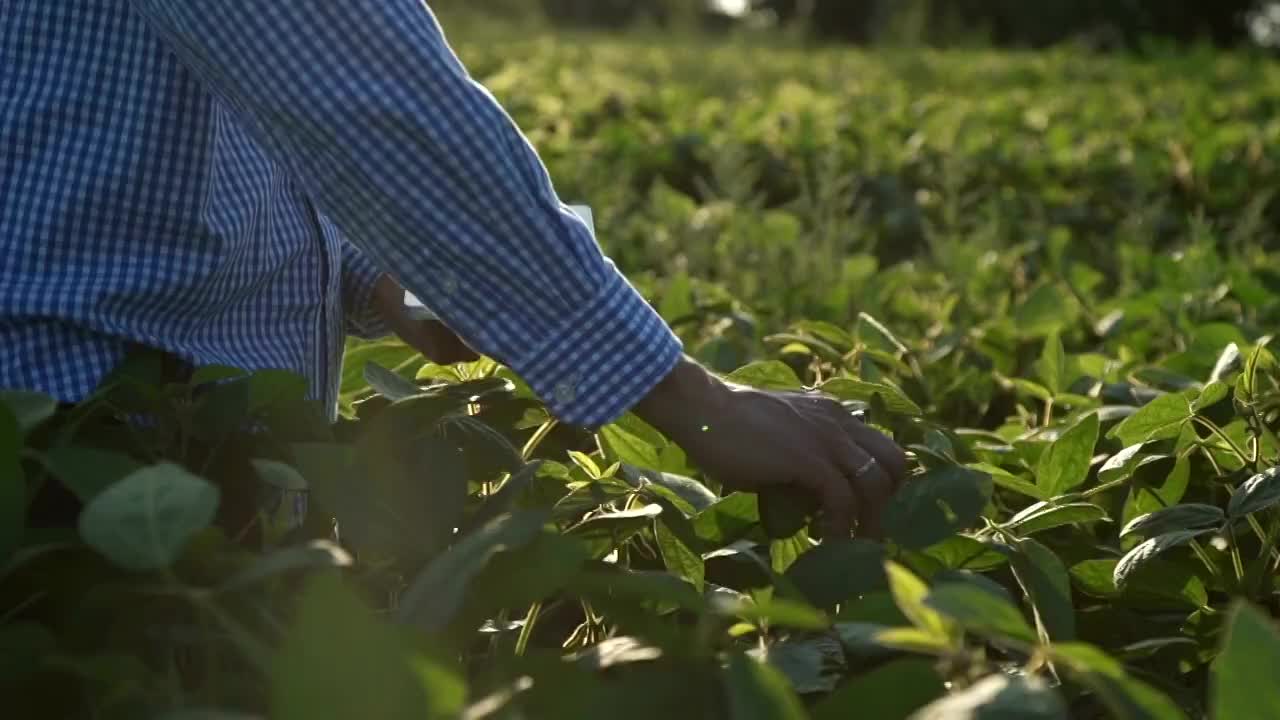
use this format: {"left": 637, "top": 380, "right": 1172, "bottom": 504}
{"left": 1, "top": 1, "right": 682, "bottom": 428}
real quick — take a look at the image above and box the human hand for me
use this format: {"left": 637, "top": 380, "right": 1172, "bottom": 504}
{"left": 633, "top": 356, "right": 909, "bottom": 539}
{"left": 370, "top": 274, "right": 479, "bottom": 365}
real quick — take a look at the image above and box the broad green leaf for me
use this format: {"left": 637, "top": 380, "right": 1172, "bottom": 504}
{"left": 713, "top": 594, "right": 830, "bottom": 631}
{"left": 857, "top": 312, "right": 909, "bottom": 354}
{"left": 1212, "top": 602, "right": 1280, "bottom": 720}
{"left": 1015, "top": 283, "right": 1074, "bottom": 338}
{"left": 692, "top": 493, "right": 759, "bottom": 546}
{"left": 397, "top": 511, "right": 548, "bottom": 632}
{"left": 571, "top": 567, "right": 705, "bottom": 615}
{"left": 221, "top": 540, "right": 352, "bottom": 590}
{"left": 40, "top": 447, "right": 142, "bottom": 502}
{"left": 811, "top": 658, "right": 943, "bottom": 720}
{"left": 923, "top": 583, "right": 1038, "bottom": 646}
{"left": 1035, "top": 413, "right": 1099, "bottom": 496}
{"left": 0, "top": 391, "right": 57, "bottom": 433}
{"left": 0, "top": 407, "right": 23, "bottom": 563}
{"left": 623, "top": 466, "right": 716, "bottom": 512}
{"left": 1191, "top": 380, "right": 1229, "bottom": 412}
{"left": 1070, "top": 558, "right": 1208, "bottom": 609}
{"left": 1011, "top": 378, "right": 1053, "bottom": 403}
{"left": 1114, "top": 529, "right": 1214, "bottom": 588}
{"left": 1006, "top": 538, "right": 1076, "bottom": 642}
{"left": 722, "top": 653, "right": 807, "bottom": 720}
{"left": 655, "top": 516, "right": 704, "bottom": 591}
{"left": 1120, "top": 504, "right": 1224, "bottom": 539}
{"left": 1227, "top": 467, "right": 1280, "bottom": 518}
{"left": 364, "top": 361, "right": 424, "bottom": 401}
{"left": 919, "top": 535, "right": 1008, "bottom": 571}
{"left": 598, "top": 422, "right": 662, "bottom": 471}
{"left": 724, "top": 361, "right": 805, "bottom": 391}
{"left": 968, "top": 463, "right": 1049, "bottom": 500}
{"left": 1035, "top": 332, "right": 1067, "bottom": 396}
{"left": 908, "top": 674, "right": 1067, "bottom": 720}
{"left": 821, "top": 377, "right": 923, "bottom": 416}
{"left": 1005, "top": 502, "right": 1109, "bottom": 535}
{"left": 1109, "top": 391, "right": 1196, "bottom": 446}
{"left": 770, "top": 530, "right": 809, "bottom": 574}
{"left": 885, "top": 561, "right": 955, "bottom": 642}
{"left": 755, "top": 635, "right": 843, "bottom": 695}
{"left": 884, "top": 466, "right": 993, "bottom": 550}
{"left": 1098, "top": 443, "right": 1148, "bottom": 483}
{"left": 785, "top": 539, "right": 886, "bottom": 607}
{"left": 250, "top": 459, "right": 307, "bottom": 492}
{"left": 78, "top": 463, "right": 219, "bottom": 572}
{"left": 1050, "top": 643, "right": 1187, "bottom": 720}
{"left": 1122, "top": 454, "right": 1191, "bottom": 530}
{"left": 272, "top": 573, "right": 463, "bottom": 720}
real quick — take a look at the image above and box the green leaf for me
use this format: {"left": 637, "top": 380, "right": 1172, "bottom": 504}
{"left": 770, "top": 530, "right": 809, "bottom": 575}
{"left": 1005, "top": 538, "right": 1076, "bottom": 642}
{"left": 692, "top": 493, "right": 759, "bottom": 546}
{"left": 272, "top": 573, "right": 463, "bottom": 720}
{"left": 811, "top": 658, "right": 943, "bottom": 720}
{"left": 1015, "top": 283, "right": 1074, "bottom": 338}
{"left": 1228, "top": 467, "right": 1280, "bottom": 518}
{"left": 821, "top": 377, "right": 923, "bottom": 416}
{"left": 756, "top": 635, "right": 843, "bottom": 695}
{"left": 40, "top": 447, "right": 142, "bottom": 502}
{"left": 784, "top": 539, "right": 886, "bottom": 608}
{"left": 1070, "top": 558, "right": 1207, "bottom": 609}
{"left": 885, "top": 561, "right": 955, "bottom": 642}
{"left": 623, "top": 466, "right": 717, "bottom": 512}
{"left": 1212, "top": 602, "right": 1280, "bottom": 720}
{"left": 0, "top": 407, "right": 24, "bottom": 564}
{"left": 1035, "top": 413, "right": 1099, "bottom": 496}
{"left": 919, "top": 535, "right": 1009, "bottom": 572}
{"left": 1191, "top": 380, "right": 1229, "bottom": 412}
{"left": 397, "top": 511, "right": 548, "bottom": 632}
{"left": 655, "top": 516, "right": 704, "bottom": 592}
{"left": 364, "top": 361, "right": 424, "bottom": 401}
{"left": 1120, "top": 504, "right": 1224, "bottom": 539}
{"left": 250, "top": 458, "right": 308, "bottom": 492}
{"left": 221, "top": 540, "right": 352, "bottom": 590}
{"left": 908, "top": 674, "right": 1067, "bottom": 720}
{"left": 1097, "top": 443, "right": 1149, "bottom": 482}
{"left": 884, "top": 466, "right": 993, "bottom": 550}
{"left": 1005, "top": 502, "right": 1109, "bottom": 536}
{"left": 569, "top": 504, "right": 663, "bottom": 559}
{"left": 968, "top": 463, "right": 1049, "bottom": 501}
{"left": 1050, "top": 643, "right": 1187, "bottom": 720}
{"left": 77, "top": 463, "right": 220, "bottom": 572}
{"left": 599, "top": 422, "right": 663, "bottom": 471}
{"left": 1109, "top": 391, "right": 1196, "bottom": 446}
{"left": 923, "top": 583, "right": 1038, "bottom": 646}
{"left": 722, "top": 653, "right": 807, "bottom": 720}
{"left": 724, "top": 361, "right": 805, "bottom": 391}
{"left": 0, "top": 391, "right": 57, "bottom": 434}
{"left": 713, "top": 594, "right": 830, "bottom": 631}
{"left": 1121, "top": 454, "right": 1191, "bottom": 530}
{"left": 1035, "top": 332, "right": 1067, "bottom": 396}
{"left": 1114, "top": 529, "right": 1214, "bottom": 588}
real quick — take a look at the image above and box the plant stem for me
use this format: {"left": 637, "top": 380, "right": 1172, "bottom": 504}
{"left": 521, "top": 419, "right": 558, "bottom": 461}
{"left": 1187, "top": 539, "right": 1222, "bottom": 583}
{"left": 514, "top": 602, "right": 543, "bottom": 657}
{"left": 1194, "top": 417, "right": 1250, "bottom": 467}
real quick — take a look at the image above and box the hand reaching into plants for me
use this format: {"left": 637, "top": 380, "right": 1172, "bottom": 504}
{"left": 370, "top": 274, "right": 479, "bottom": 365}
{"left": 634, "top": 356, "right": 909, "bottom": 539}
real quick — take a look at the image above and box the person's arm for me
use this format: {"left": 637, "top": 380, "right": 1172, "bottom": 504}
{"left": 128, "top": 0, "right": 682, "bottom": 429}
{"left": 338, "top": 237, "right": 394, "bottom": 341}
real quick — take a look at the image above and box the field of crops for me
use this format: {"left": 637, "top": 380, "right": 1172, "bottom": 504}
{"left": 5, "top": 30, "right": 1280, "bottom": 720}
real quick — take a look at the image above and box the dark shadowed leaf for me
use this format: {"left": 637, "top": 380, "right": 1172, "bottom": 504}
{"left": 1050, "top": 643, "right": 1186, "bottom": 720}
{"left": 1212, "top": 602, "right": 1280, "bottom": 720}
{"left": 692, "top": 493, "right": 759, "bottom": 546}
{"left": 1070, "top": 558, "right": 1207, "bottom": 609}
{"left": 811, "top": 658, "right": 943, "bottom": 720}
{"left": 397, "top": 511, "right": 548, "bottom": 632}
{"left": 884, "top": 466, "right": 993, "bottom": 550}
{"left": 723, "top": 653, "right": 807, "bottom": 720}
{"left": 41, "top": 447, "right": 142, "bottom": 502}
{"left": 1004, "top": 538, "right": 1076, "bottom": 642}
{"left": 569, "top": 504, "right": 662, "bottom": 558}
{"left": 221, "top": 540, "right": 352, "bottom": 590}
{"left": 250, "top": 459, "right": 307, "bottom": 492}
{"left": 755, "top": 634, "right": 844, "bottom": 695}
{"left": 1120, "top": 504, "right": 1224, "bottom": 539}
{"left": 820, "top": 377, "right": 923, "bottom": 416}
{"left": 1114, "top": 529, "right": 1214, "bottom": 588}
{"left": 909, "top": 674, "right": 1067, "bottom": 720}
{"left": 78, "top": 463, "right": 219, "bottom": 572}
{"left": 272, "top": 573, "right": 463, "bottom": 720}
{"left": 0, "top": 390, "right": 57, "bottom": 434}
{"left": 655, "top": 516, "right": 704, "bottom": 591}
{"left": 364, "top": 361, "right": 424, "bottom": 401}
{"left": 1227, "top": 467, "right": 1280, "bottom": 518}
{"left": 785, "top": 539, "right": 886, "bottom": 607}
{"left": 0, "top": 408, "right": 24, "bottom": 563}
{"left": 1006, "top": 502, "right": 1109, "bottom": 536}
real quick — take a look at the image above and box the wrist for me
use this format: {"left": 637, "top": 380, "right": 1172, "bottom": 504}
{"left": 633, "top": 355, "right": 723, "bottom": 441}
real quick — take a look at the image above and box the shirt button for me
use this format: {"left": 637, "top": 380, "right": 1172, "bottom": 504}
{"left": 554, "top": 379, "right": 577, "bottom": 405}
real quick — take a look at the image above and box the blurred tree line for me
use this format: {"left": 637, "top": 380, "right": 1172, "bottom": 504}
{"left": 429, "top": 0, "right": 1266, "bottom": 49}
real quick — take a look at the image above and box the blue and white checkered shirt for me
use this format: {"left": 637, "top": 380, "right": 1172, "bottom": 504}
{"left": 1, "top": 1, "right": 682, "bottom": 428}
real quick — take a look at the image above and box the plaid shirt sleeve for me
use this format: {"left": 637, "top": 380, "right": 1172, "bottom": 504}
{"left": 339, "top": 236, "right": 394, "bottom": 341}
{"left": 127, "top": 1, "right": 682, "bottom": 429}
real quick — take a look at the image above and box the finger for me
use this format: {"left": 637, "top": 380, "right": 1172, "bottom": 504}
{"left": 831, "top": 439, "right": 895, "bottom": 540}
{"left": 791, "top": 462, "right": 856, "bottom": 539}
{"left": 840, "top": 415, "right": 909, "bottom": 486}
